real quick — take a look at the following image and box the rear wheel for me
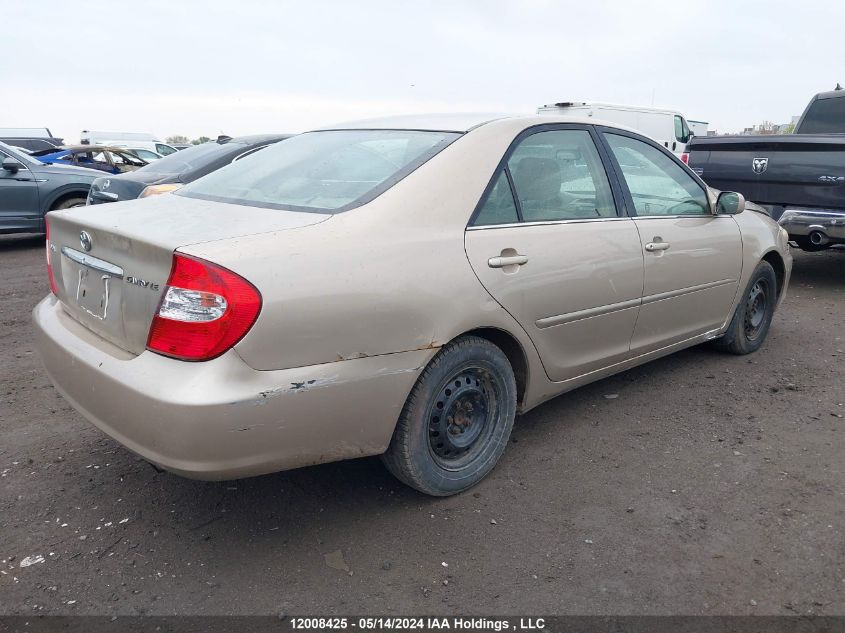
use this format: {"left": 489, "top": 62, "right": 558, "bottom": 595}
{"left": 381, "top": 336, "right": 517, "bottom": 496}
{"left": 52, "top": 197, "right": 87, "bottom": 210}
{"left": 793, "top": 236, "right": 830, "bottom": 252}
{"left": 710, "top": 260, "right": 777, "bottom": 355}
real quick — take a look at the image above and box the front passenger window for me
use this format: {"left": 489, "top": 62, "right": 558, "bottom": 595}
{"left": 605, "top": 133, "right": 708, "bottom": 216}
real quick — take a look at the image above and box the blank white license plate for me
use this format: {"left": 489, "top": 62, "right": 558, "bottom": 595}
{"left": 61, "top": 247, "right": 124, "bottom": 321}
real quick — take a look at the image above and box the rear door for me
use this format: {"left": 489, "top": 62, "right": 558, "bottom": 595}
{"left": 464, "top": 125, "right": 644, "bottom": 382}
{"left": 599, "top": 129, "right": 742, "bottom": 354}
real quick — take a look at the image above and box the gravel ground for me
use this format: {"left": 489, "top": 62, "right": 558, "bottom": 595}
{"left": 0, "top": 234, "right": 842, "bottom": 616}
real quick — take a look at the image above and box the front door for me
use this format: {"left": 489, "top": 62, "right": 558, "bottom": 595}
{"left": 600, "top": 130, "right": 743, "bottom": 354}
{"left": 464, "top": 126, "right": 644, "bottom": 382}
{"left": 0, "top": 148, "right": 41, "bottom": 232}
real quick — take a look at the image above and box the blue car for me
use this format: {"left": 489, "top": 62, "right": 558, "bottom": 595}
{"left": 31, "top": 144, "right": 148, "bottom": 174}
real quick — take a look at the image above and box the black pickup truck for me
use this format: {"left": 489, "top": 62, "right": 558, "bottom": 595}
{"left": 688, "top": 89, "right": 845, "bottom": 251}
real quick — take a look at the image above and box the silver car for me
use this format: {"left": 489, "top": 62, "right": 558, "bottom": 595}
{"left": 34, "top": 114, "right": 792, "bottom": 496}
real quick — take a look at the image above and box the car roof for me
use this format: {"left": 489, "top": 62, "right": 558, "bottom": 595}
{"left": 226, "top": 134, "right": 294, "bottom": 145}
{"left": 814, "top": 89, "right": 845, "bottom": 101}
{"left": 316, "top": 113, "right": 634, "bottom": 134}
{"left": 50, "top": 145, "right": 135, "bottom": 152}
{"left": 319, "top": 113, "right": 513, "bottom": 133}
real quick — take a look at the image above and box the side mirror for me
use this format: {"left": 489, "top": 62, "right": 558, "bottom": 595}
{"left": 2, "top": 157, "right": 23, "bottom": 173}
{"left": 715, "top": 191, "right": 745, "bottom": 215}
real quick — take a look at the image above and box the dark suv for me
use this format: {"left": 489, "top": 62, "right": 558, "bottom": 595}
{"left": 0, "top": 141, "right": 101, "bottom": 235}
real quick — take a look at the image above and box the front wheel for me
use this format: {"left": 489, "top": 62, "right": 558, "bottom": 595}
{"left": 710, "top": 260, "right": 777, "bottom": 355}
{"left": 381, "top": 336, "right": 517, "bottom": 496}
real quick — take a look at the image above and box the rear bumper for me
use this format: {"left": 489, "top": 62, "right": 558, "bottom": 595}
{"left": 778, "top": 208, "right": 845, "bottom": 242}
{"left": 33, "top": 296, "right": 431, "bottom": 480}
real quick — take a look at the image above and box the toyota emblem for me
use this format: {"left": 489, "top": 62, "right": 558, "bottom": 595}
{"left": 79, "top": 231, "right": 92, "bottom": 252}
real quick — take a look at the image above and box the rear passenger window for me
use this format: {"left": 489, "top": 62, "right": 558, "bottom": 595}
{"left": 474, "top": 172, "right": 519, "bottom": 225}
{"left": 507, "top": 130, "right": 616, "bottom": 222}
{"left": 471, "top": 129, "right": 618, "bottom": 227}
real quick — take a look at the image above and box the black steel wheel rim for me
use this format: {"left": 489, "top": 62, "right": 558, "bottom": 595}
{"left": 744, "top": 278, "right": 769, "bottom": 341}
{"left": 427, "top": 366, "right": 498, "bottom": 469}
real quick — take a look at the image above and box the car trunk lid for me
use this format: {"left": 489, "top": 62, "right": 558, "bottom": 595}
{"left": 88, "top": 171, "right": 170, "bottom": 204}
{"left": 47, "top": 194, "right": 330, "bottom": 355}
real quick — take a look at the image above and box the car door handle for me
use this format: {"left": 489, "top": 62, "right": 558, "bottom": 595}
{"left": 644, "top": 241, "right": 670, "bottom": 252}
{"left": 488, "top": 254, "right": 528, "bottom": 268}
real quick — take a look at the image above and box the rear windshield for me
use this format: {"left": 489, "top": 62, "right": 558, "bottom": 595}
{"left": 177, "top": 129, "right": 460, "bottom": 212}
{"left": 135, "top": 142, "right": 239, "bottom": 174}
{"left": 797, "top": 96, "right": 845, "bottom": 134}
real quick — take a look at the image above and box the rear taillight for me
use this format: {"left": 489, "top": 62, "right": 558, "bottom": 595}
{"left": 146, "top": 253, "right": 262, "bottom": 361}
{"left": 45, "top": 216, "right": 58, "bottom": 295}
{"left": 681, "top": 152, "right": 690, "bottom": 165}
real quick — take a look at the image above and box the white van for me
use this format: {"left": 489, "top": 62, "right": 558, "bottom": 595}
{"left": 688, "top": 120, "right": 710, "bottom": 138}
{"left": 80, "top": 130, "right": 178, "bottom": 156}
{"left": 537, "top": 102, "right": 694, "bottom": 159}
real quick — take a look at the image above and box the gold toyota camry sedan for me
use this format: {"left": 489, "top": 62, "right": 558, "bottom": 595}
{"left": 33, "top": 114, "right": 792, "bottom": 496}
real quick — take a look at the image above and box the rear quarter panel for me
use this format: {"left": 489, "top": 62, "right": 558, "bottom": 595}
{"left": 180, "top": 119, "right": 552, "bottom": 407}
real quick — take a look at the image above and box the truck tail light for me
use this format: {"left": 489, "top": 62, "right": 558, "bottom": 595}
{"left": 146, "top": 253, "right": 262, "bottom": 361}
{"left": 681, "top": 152, "right": 690, "bottom": 165}
{"left": 45, "top": 215, "right": 58, "bottom": 295}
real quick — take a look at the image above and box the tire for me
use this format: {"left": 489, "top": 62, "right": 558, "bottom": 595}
{"left": 710, "top": 260, "right": 777, "bottom": 355}
{"left": 52, "top": 197, "right": 87, "bottom": 210}
{"left": 792, "top": 237, "right": 830, "bottom": 252}
{"left": 381, "top": 335, "right": 517, "bottom": 496}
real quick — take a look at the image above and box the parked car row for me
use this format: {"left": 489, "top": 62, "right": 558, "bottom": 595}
{"left": 0, "top": 134, "right": 292, "bottom": 234}
{"left": 80, "top": 130, "right": 179, "bottom": 156}
{"left": 87, "top": 134, "right": 291, "bottom": 204}
{"left": 0, "top": 127, "right": 64, "bottom": 152}
{"left": 31, "top": 145, "right": 149, "bottom": 174}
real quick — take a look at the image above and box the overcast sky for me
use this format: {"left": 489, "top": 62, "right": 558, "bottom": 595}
{"left": 5, "top": 0, "right": 843, "bottom": 143}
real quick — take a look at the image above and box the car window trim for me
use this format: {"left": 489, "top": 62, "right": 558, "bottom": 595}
{"left": 466, "top": 216, "right": 633, "bottom": 231}
{"left": 467, "top": 123, "right": 629, "bottom": 229}
{"left": 595, "top": 125, "right": 713, "bottom": 218}
{"left": 502, "top": 166, "right": 523, "bottom": 222}
{"left": 232, "top": 144, "right": 270, "bottom": 162}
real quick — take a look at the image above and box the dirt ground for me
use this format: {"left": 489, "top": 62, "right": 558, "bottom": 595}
{"left": 0, "top": 234, "right": 842, "bottom": 616}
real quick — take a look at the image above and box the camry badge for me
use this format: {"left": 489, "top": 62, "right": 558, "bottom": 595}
{"left": 102, "top": 179, "right": 111, "bottom": 190}
{"left": 752, "top": 157, "right": 769, "bottom": 174}
{"left": 79, "top": 231, "right": 92, "bottom": 252}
